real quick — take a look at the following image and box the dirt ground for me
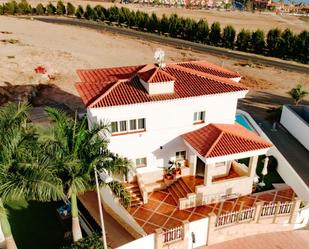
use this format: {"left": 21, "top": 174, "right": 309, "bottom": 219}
{"left": 0, "top": 16, "right": 308, "bottom": 113}
{"left": 0, "top": 0, "right": 308, "bottom": 33}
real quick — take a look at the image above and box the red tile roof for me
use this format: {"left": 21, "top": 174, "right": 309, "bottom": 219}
{"left": 76, "top": 61, "right": 247, "bottom": 108}
{"left": 176, "top": 61, "right": 241, "bottom": 79}
{"left": 137, "top": 64, "right": 176, "bottom": 83}
{"left": 182, "top": 123, "right": 272, "bottom": 158}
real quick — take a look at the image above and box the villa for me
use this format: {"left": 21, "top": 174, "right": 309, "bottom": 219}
{"left": 76, "top": 58, "right": 308, "bottom": 248}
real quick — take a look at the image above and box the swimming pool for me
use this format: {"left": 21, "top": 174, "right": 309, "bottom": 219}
{"left": 235, "top": 114, "right": 254, "bottom": 131}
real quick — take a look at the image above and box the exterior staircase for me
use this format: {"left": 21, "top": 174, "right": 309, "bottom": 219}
{"left": 123, "top": 182, "right": 143, "bottom": 207}
{"left": 167, "top": 178, "right": 193, "bottom": 204}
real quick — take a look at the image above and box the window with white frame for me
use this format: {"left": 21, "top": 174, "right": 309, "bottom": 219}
{"left": 176, "top": 151, "right": 186, "bottom": 161}
{"left": 111, "top": 118, "right": 146, "bottom": 134}
{"left": 135, "top": 157, "right": 147, "bottom": 168}
{"left": 193, "top": 111, "right": 205, "bottom": 123}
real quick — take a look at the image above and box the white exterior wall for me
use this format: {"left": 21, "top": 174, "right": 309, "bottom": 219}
{"left": 280, "top": 105, "right": 309, "bottom": 151}
{"left": 188, "top": 217, "right": 209, "bottom": 248}
{"left": 116, "top": 234, "right": 155, "bottom": 249}
{"left": 89, "top": 91, "right": 247, "bottom": 172}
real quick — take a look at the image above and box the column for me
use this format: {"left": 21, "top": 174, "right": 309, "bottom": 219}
{"left": 253, "top": 201, "right": 264, "bottom": 223}
{"left": 289, "top": 198, "right": 302, "bottom": 224}
{"left": 248, "top": 156, "right": 259, "bottom": 177}
{"left": 155, "top": 228, "right": 164, "bottom": 249}
{"left": 206, "top": 212, "right": 217, "bottom": 245}
{"left": 204, "top": 163, "right": 213, "bottom": 186}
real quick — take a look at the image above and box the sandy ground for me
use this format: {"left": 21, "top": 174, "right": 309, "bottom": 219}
{"left": 0, "top": 0, "right": 308, "bottom": 33}
{"left": 0, "top": 16, "right": 308, "bottom": 113}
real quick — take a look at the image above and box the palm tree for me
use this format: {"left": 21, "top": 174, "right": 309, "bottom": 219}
{"left": 288, "top": 84, "right": 309, "bottom": 105}
{"left": 0, "top": 103, "right": 64, "bottom": 249}
{"left": 42, "top": 108, "right": 131, "bottom": 242}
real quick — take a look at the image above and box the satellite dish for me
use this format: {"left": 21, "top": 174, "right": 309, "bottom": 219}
{"left": 154, "top": 49, "right": 165, "bottom": 68}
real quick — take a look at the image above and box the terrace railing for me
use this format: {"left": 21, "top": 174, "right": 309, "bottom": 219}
{"left": 215, "top": 207, "right": 255, "bottom": 227}
{"left": 162, "top": 226, "right": 183, "bottom": 244}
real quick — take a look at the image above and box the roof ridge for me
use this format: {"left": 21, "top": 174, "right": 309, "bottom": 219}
{"left": 147, "top": 67, "right": 159, "bottom": 83}
{"left": 205, "top": 128, "right": 224, "bottom": 157}
{"left": 168, "top": 64, "right": 247, "bottom": 90}
{"left": 88, "top": 80, "right": 124, "bottom": 108}
{"left": 216, "top": 123, "right": 272, "bottom": 146}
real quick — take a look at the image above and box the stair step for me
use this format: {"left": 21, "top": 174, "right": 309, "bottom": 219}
{"left": 168, "top": 187, "right": 180, "bottom": 204}
{"left": 130, "top": 200, "right": 143, "bottom": 207}
{"left": 178, "top": 178, "right": 192, "bottom": 194}
{"left": 174, "top": 182, "right": 187, "bottom": 197}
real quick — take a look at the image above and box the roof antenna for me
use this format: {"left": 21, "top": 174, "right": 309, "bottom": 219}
{"left": 154, "top": 49, "right": 165, "bottom": 68}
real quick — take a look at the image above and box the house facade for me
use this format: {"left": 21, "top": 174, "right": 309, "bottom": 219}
{"left": 76, "top": 60, "right": 272, "bottom": 207}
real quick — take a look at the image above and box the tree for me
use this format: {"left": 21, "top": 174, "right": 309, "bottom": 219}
{"left": 251, "top": 29, "right": 265, "bottom": 54}
{"left": 266, "top": 28, "right": 282, "bottom": 57}
{"left": 0, "top": 4, "right": 4, "bottom": 15}
{"left": 196, "top": 19, "right": 209, "bottom": 44}
{"left": 42, "top": 108, "right": 131, "bottom": 242}
{"left": 160, "top": 14, "right": 169, "bottom": 34}
{"left": 75, "top": 5, "right": 84, "bottom": 19}
{"left": 288, "top": 84, "right": 308, "bottom": 105}
{"left": 294, "top": 31, "right": 309, "bottom": 63}
{"left": 46, "top": 2, "right": 56, "bottom": 15}
{"left": 56, "top": 1, "right": 66, "bottom": 15}
{"left": 3, "top": 1, "right": 18, "bottom": 15}
{"left": 108, "top": 6, "right": 120, "bottom": 22}
{"left": 17, "top": 0, "right": 31, "bottom": 14}
{"left": 209, "top": 22, "right": 221, "bottom": 45}
{"left": 168, "top": 14, "right": 181, "bottom": 37}
{"left": 0, "top": 103, "right": 63, "bottom": 249}
{"left": 281, "top": 29, "right": 295, "bottom": 59}
{"left": 147, "top": 12, "right": 159, "bottom": 33}
{"left": 66, "top": 2, "right": 75, "bottom": 16}
{"left": 236, "top": 29, "right": 251, "bottom": 51}
{"left": 83, "top": 5, "right": 97, "bottom": 20}
{"left": 35, "top": 3, "right": 45, "bottom": 15}
{"left": 94, "top": 5, "right": 105, "bottom": 21}
{"left": 222, "top": 25, "right": 236, "bottom": 48}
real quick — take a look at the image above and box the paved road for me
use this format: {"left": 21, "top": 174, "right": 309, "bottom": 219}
{"left": 27, "top": 16, "right": 309, "bottom": 74}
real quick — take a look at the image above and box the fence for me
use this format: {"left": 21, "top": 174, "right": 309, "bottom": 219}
{"left": 162, "top": 226, "right": 184, "bottom": 243}
{"left": 216, "top": 201, "right": 297, "bottom": 227}
{"left": 216, "top": 207, "right": 255, "bottom": 227}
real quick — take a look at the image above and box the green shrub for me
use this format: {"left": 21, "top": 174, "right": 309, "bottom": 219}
{"left": 209, "top": 22, "right": 221, "bottom": 45}
{"left": 62, "top": 233, "right": 105, "bottom": 249}
{"left": 236, "top": 29, "right": 251, "bottom": 51}
{"left": 75, "top": 5, "right": 84, "bottom": 19}
{"left": 84, "top": 5, "right": 97, "bottom": 20}
{"left": 35, "top": 3, "right": 45, "bottom": 15}
{"left": 56, "top": 0, "right": 65, "bottom": 15}
{"left": 94, "top": 5, "right": 104, "bottom": 21}
{"left": 46, "top": 2, "right": 56, "bottom": 15}
{"left": 0, "top": 4, "right": 4, "bottom": 14}
{"left": 66, "top": 2, "right": 75, "bottom": 15}
{"left": 3, "top": 1, "right": 18, "bottom": 15}
{"left": 222, "top": 25, "right": 236, "bottom": 48}
{"left": 196, "top": 19, "right": 209, "bottom": 44}
{"left": 251, "top": 29, "right": 265, "bottom": 54}
{"left": 17, "top": 0, "right": 31, "bottom": 14}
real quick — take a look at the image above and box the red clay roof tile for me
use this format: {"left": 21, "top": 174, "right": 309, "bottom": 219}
{"left": 182, "top": 123, "right": 272, "bottom": 158}
{"left": 76, "top": 61, "right": 247, "bottom": 108}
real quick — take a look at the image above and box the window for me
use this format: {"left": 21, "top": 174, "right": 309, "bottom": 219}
{"left": 130, "top": 119, "right": 137, "bottom": 131}
{"left": 111, "top": 118, "right": 146, "bottom": 135}
{"left": 138, "top": 118, "right": 145, "bottom": 130}
{"left": 136, "top": 157, "right": 147, "bottom": 168}
{"left": 119, "top": 120, "right": 127, "bottom": 132}
{"left": 111, "top": 121, "right": 118, "bottom": 133}
{"left": 176, "top": 151, "right": 186, "bottom": 161}
{"left": 193, "top": 111, "right": 205, "bottom": 123}
{"left": 215, "top": 162, "right": 226, "bottom": 167}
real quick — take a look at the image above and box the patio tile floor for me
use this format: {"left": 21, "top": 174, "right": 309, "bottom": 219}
{"left": 129, "top": 187, "right": 295, "bottom": 235}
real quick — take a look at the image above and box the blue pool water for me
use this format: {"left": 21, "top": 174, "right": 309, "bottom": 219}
{"left": 235, "top": 114, "right": 254, "bottom": 131}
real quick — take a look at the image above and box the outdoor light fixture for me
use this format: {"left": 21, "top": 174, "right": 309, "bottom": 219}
{"left": 99, "top": 168, "right": 113, "bottom": 184}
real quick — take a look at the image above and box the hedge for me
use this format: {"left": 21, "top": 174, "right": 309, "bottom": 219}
{"left": 1, "top": 0, "right": 308, "bottom": 64}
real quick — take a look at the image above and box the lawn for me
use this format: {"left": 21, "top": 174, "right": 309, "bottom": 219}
{"left": 238, "top": 155, "right": 284, "bottom": 192}
{"left": 6, "top": 200, "right": 70, "bottom": 249}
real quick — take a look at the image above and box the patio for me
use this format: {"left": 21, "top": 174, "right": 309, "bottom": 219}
{"left": 128, "top": 187, "right": 295, "bottom": 235}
